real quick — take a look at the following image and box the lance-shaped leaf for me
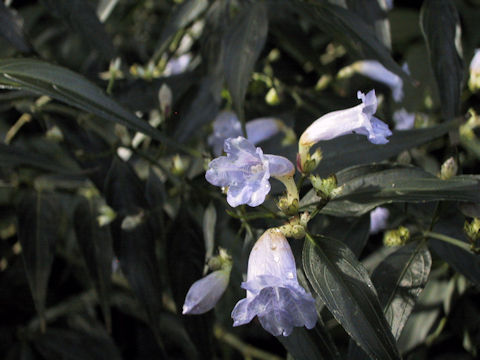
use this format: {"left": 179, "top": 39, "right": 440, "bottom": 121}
{"left": 301, "top": 164, "right": 480, "bottom": 216}
{"left": 348, "top": 241, "right": 432, "bottom": 359}
{"left": 223, "top": 2, "right": 268, "bottom": 120}
{"left": 16, "top": 190, "right": 63, "bottom": 332}
{"left": 104, "top": 157, "right": 166, "bottom": 353}
{"left": 0, "top": 59, "right": 176, "bottom": 149}
{"left": 40, "top": 0, "right": 115, "bottom": 60}
{"left": 0, "top": 2, "right": 33, "bottom": 53}
{"left": 74, "top": 196, "right": 113, "bottom": 331}
{"left": 303, "top": 235, "right": 400, "bottom": 360}
{"left": 420, "top": 0, "right": 464, "bottom": 121}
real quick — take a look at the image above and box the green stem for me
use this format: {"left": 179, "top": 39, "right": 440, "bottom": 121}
{"left": 423, "top": 231, "right": 474, "bottom": 253}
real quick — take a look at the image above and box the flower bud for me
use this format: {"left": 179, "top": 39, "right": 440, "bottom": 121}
{"left": 159, "top": 83, "right": 172, "bottom": 118}
{"left": 464, "top": 218, "right": 480, "bottom": 242}
{"left": 310, "top": 174, "right": 341, "bottom": 199}
{"left": 440, "top": 157, "right": 458, "bottom": 180}
{"left": 383, "top": 226, "right": 410, "bottom": 247}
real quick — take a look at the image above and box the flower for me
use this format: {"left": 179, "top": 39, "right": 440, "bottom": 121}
{"left": 182, "top": 268, "right": 231, "bottom": 315}
{"left": 206, "top": 137, "right": 294, "bottom": 207}
{"left": 231, "top": 230, "right": 317, "bottom": 336}
{"left": 369, "top": 207, "right": 389, "bottom": 234}
{"left": 164, "top": 53, "right": 191, "bottom": 76}
{"left": 352, "top": 60, "right": 404, "bottom": 102}
{"left": 393, "top": 108, "right": 415, "bottom": 130}
{"left": 468, "top": 49, "right": 480, "bottom": 92}
{"left": 208, "top": 111, "right": 282, "bottom": 156}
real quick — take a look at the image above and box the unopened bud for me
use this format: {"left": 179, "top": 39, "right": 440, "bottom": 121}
{"left": 383, "top": 226, "right": 410, "bottom": 247}
{"left": 310, "top": 174, "right": 341, "bottom": 199}
{"left": 159, "top": 84, "right": 172, "bottom": 117}
{"left": 121, "top": 211, "right": 144, "bottom": 230}
{"left": 277, "top": 196, "right": 299, "bottom": 216}
{"left": 45, "top": 125, "right": 64, "bottom": 142}
{"left": 440, "top": 157, "right": 458, "bottom": 180}
{"left": 265, "top": 87, "right": 280, "bottom": 105}
{"left": 97, "top": 205, "right": 117, "bottom": 227}
{"left": 464, "top": 218, "right": 480, "bottom": 242}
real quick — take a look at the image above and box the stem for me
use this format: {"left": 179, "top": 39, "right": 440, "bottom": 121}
{"left": 423, "top": 231, "right": 474, "bottom": 253}
{"left": 214, "top": 325, "right": 284, "bottom": 360}
{"left": 275, "top": 175, "right": 299, "bottom": 205}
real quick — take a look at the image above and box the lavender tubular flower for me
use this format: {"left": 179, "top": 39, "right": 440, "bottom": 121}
{"left": 393, "top": 108, "right": 415, "bottom": 130}
{"left": 208, "top": 111, "right": 282, "bottom": 156}
{"left": 369, "top": 207, "right": 390, "bottom": 235}
{"left": 231, "top": 230, "right": 317, "bottom": 337}
{"left": 182, "top": 268, "right": 231, "bottom": 315}
{"left": 352, "top": 60, "right": 404, "bottom": 102}
{"left": 206, "top": 137, "right": 294, "bottom": 207}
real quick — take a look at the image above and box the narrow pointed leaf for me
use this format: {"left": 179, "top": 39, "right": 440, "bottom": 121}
{"left": 0, "top": 59, "right": 175, "bottom": 148}
{"left": 420, "top": 0, "right": 464, "bottom": 121}
{"left": 303, "top": 235, "right": 400, "bottom": 360}
{"left": 40, "top": 0, "right": 115, "bottom": 60}
{"left": 16, "top": 190, "right": 63, "bottom": 331}
{"left": 223, "top": 2, "right": 268, "bottom": 119}
{"left": 0, "top": 2, "right": 33, "bottom": 53}
{"left": 348, "top": 241, "right": 432, "bottom": 359}
{"left": 74, "top": 196, "right": 113, "bottom": 331}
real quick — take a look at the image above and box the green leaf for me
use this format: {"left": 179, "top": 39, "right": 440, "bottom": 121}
{"left": 420, "top": 0, "right": 464, "bottom": 121}
{"left": 39, "top": 0, "right": 115, "bottom": 60}
{"left": 0, "top": 2, "right": 33, "bottom": 53}
{"left": 296, "top": 2, "right": 407, "bottom": 81}
{"left": 0, "top": 58, "right": 175, "bottom": 148}
{"left": 104, "top": 157, "right": 166, "bottom": 353}
{"left": 348, "top": 241, "right": 432, "bottom": 359}
{"left": 223, "top": 2, "right": 268, "bottom": 121}
{"left": 34, "top": 328, "right": 121, "bottom": 360}
{"left": 301, "top": 164, "right": 480, "bottom": 216}
{"left": 429, "top": 211, "right": 480, "bottom": 287}
{"left": 346, "top": 0, "right": 391, "bottom": 49}
{"left": 316, "top": 121, "right": 455, "bottom": 177}
{"left": 73, "top": 196, "right": 113, "bottom": 332}
{"left": 16, "top": 190, "right": 63, "bottom": 331}
{"left": 303, "top": 235, "right": 400, "bottom": 360}
{"left": 153, "top": 0, "right": 209, "bottom": 61}
{"left": 278, "top": 324, "right": 341, "bottom": 360}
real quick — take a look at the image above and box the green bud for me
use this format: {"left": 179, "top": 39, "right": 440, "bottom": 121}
{"left": 464, "top": 218, "right": 480, "bottom": 242}
{"left": 97, "top": 205, "right": 117, "bottom": 227}
{"left": 383, "top": 226, "right": 410, "bottom": 247}
{"left": 310, "top": 174, "right": 341, "bottom": 199}
{"left": 121, "top": 211, "right": 144, "bottom": 230}
{"left": 277, "top": 196, "right": 299, "bottom": 216}
{"left": 265, "top": 87, "right": 280, "bottom": 105}
{"left": 440, "top": 157, "right": 458, "bottom": 180}
{"left": 208, "top": 248, "right": 232, "bottom": 272}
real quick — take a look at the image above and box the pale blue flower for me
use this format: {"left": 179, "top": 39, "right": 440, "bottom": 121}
{"left": 208, "top": 111, "right": 282, "bottom": 156}
{"left": 299, "top": 90, "right": 392, "bottom": 146}
{"left": 182, "top": 268, "right": 230, "bottom": 315}
{"left": 393, "top": 108, "right": 415, "bottom": 130}
{"left": 353, "top": 60, "right": 404, "bottom": 102}
{"left": 369, "top": 207, "right": 389, "bottom": 234}
{"left": 164, "top": 53, "right": 191, "bottom": 76}
{"left": 231, "top": 230, "right": 317, "bottom": 336}
{"left": 206, "top": 137, "right": 294, "bottom": 207}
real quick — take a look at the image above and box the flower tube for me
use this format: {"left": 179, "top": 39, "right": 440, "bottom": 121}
{"left": 231, "top": 229, "right": 317, "bottom": 336}
{"left": 298, "top": 90, "right": 391, "bottom": 172}
{"left": 206, "top": 137, "right": 295, "bottom": 207}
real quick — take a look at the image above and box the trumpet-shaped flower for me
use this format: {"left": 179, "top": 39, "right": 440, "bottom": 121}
{"left": 208, "top": 111, "right": 282, "bottom": 156}
{"left": 231, "top": 230, "right": 317, "bottom": 336}
{"left": 469, "top": 49, "right": 480, "bottom": 91}
{"left": 182, "top": 268, "right": 231, "bottom": 315}
{"left": 206, "top": 137, "right": 294, "bottom": 207}
{"left": 353, "top": 60, "right": 404, "bottom": 102}
{"left": 300, "top": 90, "right": 391, "bottom": 146}
{"left": 369, "top": 207, "right": 390, "bottom": 234}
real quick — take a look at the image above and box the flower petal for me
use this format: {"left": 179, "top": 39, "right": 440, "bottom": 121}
{"left": 246, "top": 118, "right": 281, "bottom": 145}
{"left": 264, "top": 155, "right": 295, "bottom": 177}
{"left": 205, "top": 156, "right": 244, "bottom": 187}
{"left": 208, "top": 111, "right": 242, "bottom": 156}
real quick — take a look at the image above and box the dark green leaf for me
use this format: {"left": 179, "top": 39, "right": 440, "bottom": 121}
{"left": 173, "top": 76, "right": 221, "bottom": 142}
{"left": 297, "top": 2, "right": 408, "bottom": 81}
{"left": 302, "top": 164, "right": 480, "bottom": 216}
{"left": 40, "top": 0, "right": 115, "bottom": 60}
{"left": 420, "top": 0, "right": 464, "bottom": 121}
{"left": 153, "top": 0, "right": 209, "bottom": 61}
{"left": 167, "top": 208, "right": 213, "bottom": 360}
{"left": 16, "top": 190, "right": 63, "bottom": 331}
{"left": 303, "top": 235, "right": 400, "bottom": 360}
{"left": 348, "top": 241, "right": 432, "bottom": 359}
{"left": 0, "top": 2, "right": 33, "bottom": 53}
{"left": 104, "top": 157, "right": 166, "bottom": 353}
{"left": 0, "top": 59, "right": 176, "bottom": 149}
{"left": 34, "top": 328, "right": 121, "bottom": 360}
{"left": 346, "top": 0, "right": 391, "bottom": 49}
{"left": 317, "top": 120, "right": 455, "bottom": 177}
{"left": 73, "top": 196, "right": 113, "bottom": 331}
{"left": 429, "top": 211, "right": 480, "bottom": 287}
{"left": 223, "top": 2, "right": 268, "bottom": 120}
{"left": 278, "top": 324, "right": 342, "bottom": 360}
